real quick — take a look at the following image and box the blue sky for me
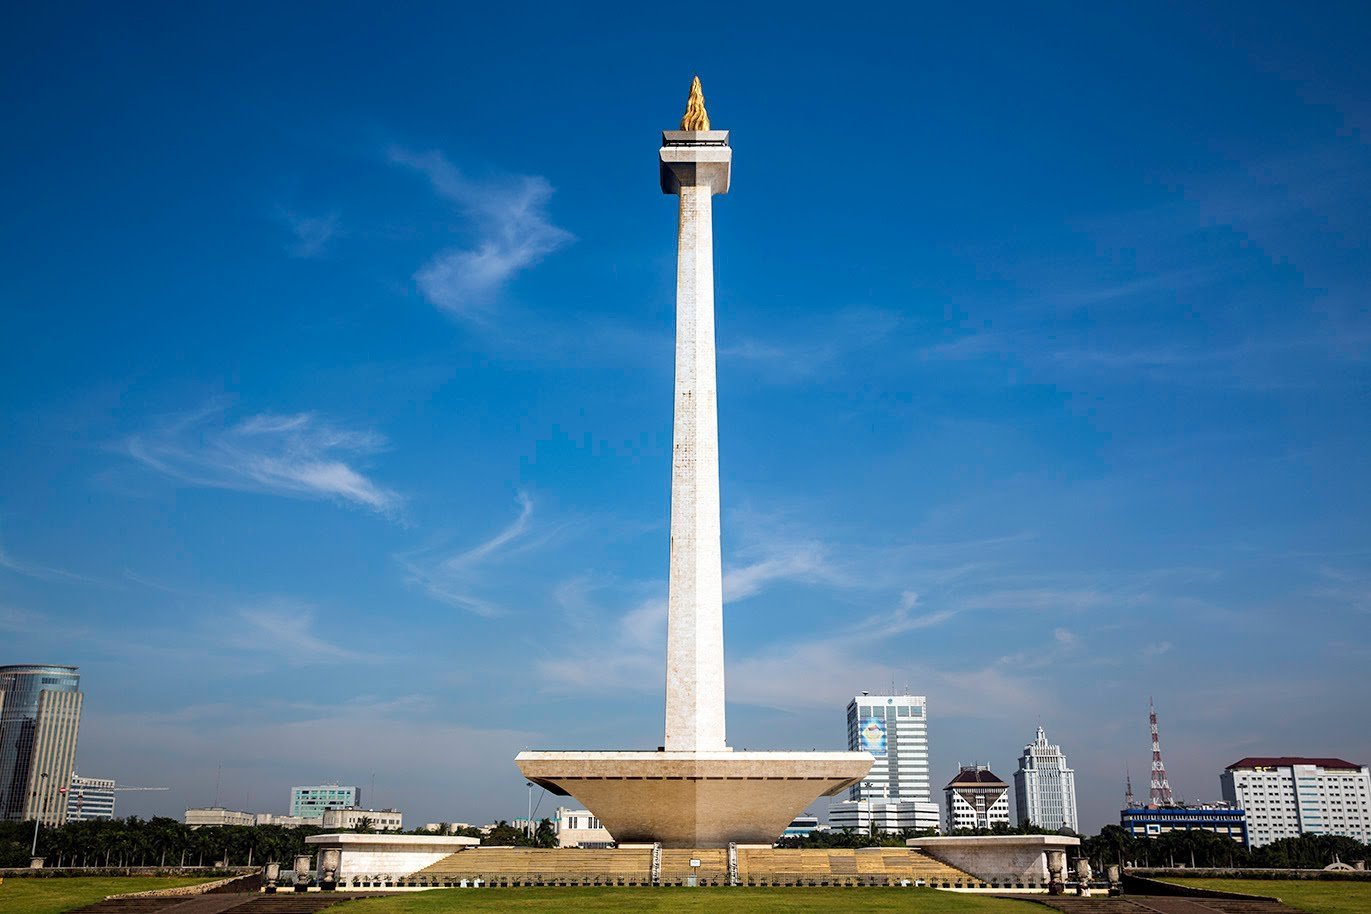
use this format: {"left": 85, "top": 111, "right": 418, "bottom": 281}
{"left": 2, "top": 3, "right": 1368, "bottom": 832}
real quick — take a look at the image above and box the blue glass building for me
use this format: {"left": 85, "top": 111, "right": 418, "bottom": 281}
{"left": 0, "top": 664, "right": 84, "bottom": 824}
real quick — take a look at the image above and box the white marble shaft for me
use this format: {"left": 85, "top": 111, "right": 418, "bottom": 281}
{"left": 660, "top": 131, "right": 732, "bottom": 752}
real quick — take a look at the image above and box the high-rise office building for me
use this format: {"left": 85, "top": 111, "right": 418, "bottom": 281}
{"left": 1013, "top": 726, "right": 1079, "bottom": 832}
{"left": 1221, "top": 757, "right": 1371, "bottom": 847}
{"left": 66, "top": 773, "right": 117, "bottom": 822}
{"left": 0, "top": 664, "right": 84, "bottom": 825}
{"left": 829, "top": 694, "right": 940, "bottom": 832}
{"left": 945, "top": 764, "right": 1011, "bottom": 831}
{"left": 290, "top": 784, "right": 361, "bottom": 819}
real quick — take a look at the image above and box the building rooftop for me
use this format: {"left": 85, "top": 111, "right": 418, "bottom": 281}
{"left": 946, "top": 767, "right": 1007, "bottom": 788}
{"left": 1226, "top": 756, "right": 1363, "bottom": 770}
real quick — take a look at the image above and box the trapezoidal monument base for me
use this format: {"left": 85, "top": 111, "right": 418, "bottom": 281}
{"left": 516, "top": 749, "right": 872, "bottom": 848}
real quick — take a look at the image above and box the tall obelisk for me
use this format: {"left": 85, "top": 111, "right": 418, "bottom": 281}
{"left": 516, "top": 81, "right": 870, "bottom": 847}
{"left": 660, "top": 77, "right": 732, "bottom": 752}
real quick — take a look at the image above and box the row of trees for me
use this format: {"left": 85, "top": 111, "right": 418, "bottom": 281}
{"left": 1081, "top": 824, "right": 1370, "bottom": 870}
{"left": 5, "top": 815, "right": 1365, "bottom": 871}
{"left": 779, "top": 821, "right": 1370, "bottom": 870}
{"left": 0, "top": 815, "right": 561, "bottom": 869}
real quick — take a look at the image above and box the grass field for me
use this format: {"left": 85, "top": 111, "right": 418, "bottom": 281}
{"left": 0, "top": 876, "right": 213, "bottom": 914}
{"left": 1164, "top": 878, "right": 1371, "bottom": 914}
{"left": 334, "top": 886, "right": 1042, "bottom": 914}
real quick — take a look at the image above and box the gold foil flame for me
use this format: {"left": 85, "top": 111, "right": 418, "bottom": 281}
{"left": 680, "top": 76, "right": 710, "bottom": 131}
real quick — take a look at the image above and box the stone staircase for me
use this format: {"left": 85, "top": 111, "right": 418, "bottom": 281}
{"left": 737, "top": 847, "right": 977, "bottom": 886}
{"left": 413, "top": 845, "right": 976, "bottom": 886}
{"left": 415, "top": 846, "right": 656, "bottom": 884}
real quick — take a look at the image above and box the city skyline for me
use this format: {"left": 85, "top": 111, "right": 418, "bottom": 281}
{"left": 3, "top": 4, "right": 1370, "bottom": 835}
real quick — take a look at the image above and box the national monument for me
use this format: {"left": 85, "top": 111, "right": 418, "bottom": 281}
{"left": 516, "top": 78, "right": 874, "bottom": 848}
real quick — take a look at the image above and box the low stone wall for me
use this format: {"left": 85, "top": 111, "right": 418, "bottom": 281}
{"left": 108, "top": 872, "right": 261, "bottom": 898}
{"left": 0, "top": 866, "right": 250, "bottom": 879}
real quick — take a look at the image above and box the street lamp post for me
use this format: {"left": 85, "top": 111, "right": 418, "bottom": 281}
{"left": 31, "top": 772, "right": 50, "bottom": 858}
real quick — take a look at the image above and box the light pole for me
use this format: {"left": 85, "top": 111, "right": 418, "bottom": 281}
{"left": 526, "top": 782, "right": 534, "bottom": 841}
{"left": 31, "top": 772, "right": 50, "bottom": 858}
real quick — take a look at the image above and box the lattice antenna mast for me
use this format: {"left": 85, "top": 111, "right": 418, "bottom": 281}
{"left": 1125, "top": 765, "right": 1136, "bottom": 808}
{"left": 1148, "top": 698, "right": 1174, "bottom": 806}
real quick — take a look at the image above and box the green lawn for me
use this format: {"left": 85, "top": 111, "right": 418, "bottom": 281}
{"left": 0, "top": 876, "right": 214, "bottom": 914}
{"left": 335, "top": 886, "right": 1041, "bottom": 914}
{"left": 1165, "top": 878, "right": 1371, "bottom": 914}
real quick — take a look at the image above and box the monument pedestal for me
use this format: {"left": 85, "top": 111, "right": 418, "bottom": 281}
{"left": 517, "top": 749, "right": 870, "bottom": 848}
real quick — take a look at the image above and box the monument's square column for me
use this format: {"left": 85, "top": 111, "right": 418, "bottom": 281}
{"left": 515, "top": 78, "right": 872, "bottom": 848}
{"left": 659, "top": 87, "right": 731, "bottom": 752}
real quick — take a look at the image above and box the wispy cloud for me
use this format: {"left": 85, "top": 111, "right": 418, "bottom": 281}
{"left": 390, "top": 148, "right": 572, "bottom": 320}
{"left": 227, "top": 599, "right": 377, "bottom": 665}
{"left": 125, "top": 405, "right": 400, "bottom": 514}
{"left": 277, "top": 208, "right": 341, "bottom": 258}
{"left": 399, "top": 492, "right": 540, "bottom": 616}
{"left": 720, "top": 307, "right": 904, "bottom": 384}
{"left": 0, "top": 529, "right": 113, "bottom": 587}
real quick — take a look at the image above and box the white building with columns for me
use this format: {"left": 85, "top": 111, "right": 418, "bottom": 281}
{"left": 830, "top": 694, "right": 940, "bottom": 833}
{"left": 1013, "top": 727, "right": 1079, "bottom": 832}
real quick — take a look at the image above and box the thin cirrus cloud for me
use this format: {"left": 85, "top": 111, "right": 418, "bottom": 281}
{"left": 389, "top": 148, "right": 573, "bottom": 320}
{"left": 125, "top": 406, "right": 400, "bottom": 514}
{"left": 398, "top": 491, "right": 538, "bottom": 617}
{"left": 276, "top": 207, "right": 342, "bottom": 259}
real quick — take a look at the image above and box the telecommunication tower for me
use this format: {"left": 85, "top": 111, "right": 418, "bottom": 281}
{"left": 1148, "top": 697, "right": 1175, "bottom": 806}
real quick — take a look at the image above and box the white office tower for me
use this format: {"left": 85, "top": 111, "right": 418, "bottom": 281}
{"left": 829, "top": 694, "right": 940, "bottom": 832}
{"left": 1013, "top": 727, "right": 1079, "bottom": 832}
{"left": 1222, "top": 757, "right": 1371, "bottom": 847}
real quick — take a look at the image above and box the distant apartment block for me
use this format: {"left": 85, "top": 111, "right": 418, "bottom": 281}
{"left": 290, "top": 784, "right": 361, "bottom": 819}
{"left": 320, "top": 806, "right": 402, "bottom": 831}
{"left": 1013, "top": 727, "right": 1079, "bottom": 832}
{"left": 185, "top": 807, "right": 256, "bottom": 827}
{"left": 945, "top": 765, "right": 1011, "bottom": 831}
{"left": 1120, "top": 804, "right": 1248, "bottom": 844}
{"left": 67, "top": 774, "right": 116, "bottom": 822}
{"left": 0, "top": 664, "right": 84, "bottom": 825}
{"left": 830, "top": 694, "right": 940, "bottom": 833}
{"left": 1221, "top": 757, "right": 1371, "bottom": 847}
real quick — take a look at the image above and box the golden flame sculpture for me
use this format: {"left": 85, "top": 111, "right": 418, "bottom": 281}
{"left": 680, "top": 76, "right": 711, "bottom": 131}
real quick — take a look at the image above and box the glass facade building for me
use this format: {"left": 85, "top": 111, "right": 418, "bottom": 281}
{"left": 67, "top": 774, "right": 117, "bottom": 821}
{"left": 0, "top": 664, "right": 84, "bottom": 824}
{"left": 290, "top": 784, "right": 361, "bottom": 818}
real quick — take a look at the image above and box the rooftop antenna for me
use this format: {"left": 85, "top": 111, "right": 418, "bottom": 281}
{"left": 1149, "top": 697, "right": 1175, "bottom": 806}
{"left": 1125, "top": 765, "right": 1136, "bottom": 808}
{"left": 213, "top": 763, "right": 222, "bottom": 807}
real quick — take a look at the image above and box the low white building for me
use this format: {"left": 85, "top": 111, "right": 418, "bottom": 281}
{"left": 254, "top": 812, "right": 312, "bottom": 827}
{"left": 1222, "top": 756, "right": 1371, "bottom": 847}
{"left": 185, "top": 807, "right": 256, "bottom": 827}
{"left": 556, "top": 806, "right": 614, "bottom": 847}
{"left": 829, "top": 799, "right": 940, "bottom": 833}
{"left": 320, "top": 806, "right": 403, "bottom": 831}
{"left": 1013, "top": 727, "right": 1079, "bottom": 832}
{"left": 945, "top": 765, "right": 1011, "bottom": 832}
